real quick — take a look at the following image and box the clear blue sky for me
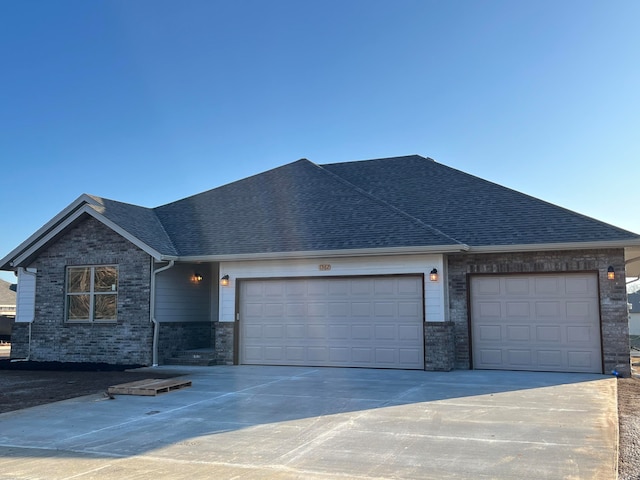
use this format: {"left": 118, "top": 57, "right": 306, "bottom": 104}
{"left": 1, "top": 1, "right": 639, "bottom": 284}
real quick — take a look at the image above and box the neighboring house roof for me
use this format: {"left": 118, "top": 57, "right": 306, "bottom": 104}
{"left": 2, "top": 155, "right": 640, "bottom": 269}
{"left": 0, "top": 279, "right": 16, "bottom": 305}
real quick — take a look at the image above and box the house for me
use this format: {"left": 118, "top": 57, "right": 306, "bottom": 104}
{"left": 2, "top": 155, "right": 640, "bottom": 374}
{"left": 628, "top": 291, "right": 640, "bottom": 337}
{"left": 0, "top": 279, "right": 16, "bottom": 341}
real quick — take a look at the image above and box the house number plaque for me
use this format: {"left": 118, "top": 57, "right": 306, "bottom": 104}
{"left": 319, "top": 264, "right": 331, "bottom": 271}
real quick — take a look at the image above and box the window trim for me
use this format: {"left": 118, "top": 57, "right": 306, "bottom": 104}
{"left": 65, "top": 265, "right": 118, "bottom": 323}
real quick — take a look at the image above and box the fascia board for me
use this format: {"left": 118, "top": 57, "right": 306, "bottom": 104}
{"left": 468, "top": 239, "right": 640, "bottom": 254}
{"left": 9, "top": 205, "right": 164, "bottom": 267}
{"left": 167, "top": 243, "right": 470, "bottom": 263}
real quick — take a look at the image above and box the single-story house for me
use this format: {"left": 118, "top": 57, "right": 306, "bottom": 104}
{"left": 0, "top": 279, "right": 16, "bottom": 340}
{"left": 2, "top": 155, "right": 640, "bottom": 374}
{"left": 628, "top": 291, "right": 640, "bottom": 337}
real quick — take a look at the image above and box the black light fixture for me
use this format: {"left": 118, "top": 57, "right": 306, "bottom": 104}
{"left": 429, "top": 268, "right": 438, "bottom": 282}
{"left": 220, "top": 274, "right": 230, "bottom": 287}
{"left": 607, "top": 266, "right": 615, "bottom": 281}
{"left": 193, "top": 272, "right": 204, "bottom": 283}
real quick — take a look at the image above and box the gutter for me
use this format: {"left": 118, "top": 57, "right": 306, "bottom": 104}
{"left": 165, "top": 244, "right": 470, "bottom": 263}
{"left": 150, "top": 259, "right": 174, "bottom": 367}
{"left": 467, "top": 239, "right": 640, "bottom": 254}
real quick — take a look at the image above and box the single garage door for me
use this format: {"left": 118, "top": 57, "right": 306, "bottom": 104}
{"left": 470, "top": 273, "right": 602, "bottom": 373}
{"left": 240, "top": 276, "right": 424, "bottom": 369}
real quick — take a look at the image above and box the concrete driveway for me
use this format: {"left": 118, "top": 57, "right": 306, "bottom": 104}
{"left": 0, "top": 366, "right": 617, "bottom": 479}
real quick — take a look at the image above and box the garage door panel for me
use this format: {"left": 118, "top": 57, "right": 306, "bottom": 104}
{"left": 328, "top": 324, "right": 349, "bottom": 339}
{"left": 506, "top": 302, "right": 529, "bottom": 317}
{"left": 507, "top": 325, "right": 531, "bottom": 341}
{"left": 536, "top": 325, "right": 561, "bottom": 342}
{"left": 375, "top": 348, "right": 396, "bottom": 364}
{"left": 263, "top": 325, "right": 283, "bottom": 338}
{"left": 398, "top": 325, "right": 421, "bottom": 341}
{"left": 567, "top": 351, "right": 595, "bottom": 369}
{"left": 537, "top": 350, "right": 562, "bottom": 367}
{"left": 479, "top": 349, "right": 503, "bottom": 365}
{"left": 286, "top": 324, "right": 305, "bottom": 338}
{"left": 285, "top": 347, "right": 304, "bottom": 361}
{"left": 240, "top": 276, "right": 424, "bottom": 369}
{"left": 399, "top": 349, "right": 422, "bottom": 365}
{"left": 479, "top": 302, "right": 501, "bottom": 318}
{"left": 471, "top": 274, "right": 602, "bottom": 373}
{"left": 374, "top": 324, "right": 396, "bottom": 340}
{"left": 505, "top": 278, "right": 530, "bottom": 295}
{"left": 534, "top": 277, "right": 560, "bottom": 294}
{"left": 398, "top": 301, "right": 421, "bottom": 317}
{"left": 352, "top": 325, "right": 371, "bottom": 340}
{"left": 307, "top": 324, "right": 326, "bottom": 339}
{"left": 566, "top": 326, "right": 594, "bottom": 342}
{"left": 478, "top": 324, "right": 501, "bottom": 341}
{"left": 507, "top": 349, "right": 532, "bottom": 366}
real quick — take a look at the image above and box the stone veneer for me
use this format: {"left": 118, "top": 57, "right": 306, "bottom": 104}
{"left": 11, "top": 216, "right": 153, "bottom": 365}
{"left": 446, "top": 248, "right": 630, "bottom": 375}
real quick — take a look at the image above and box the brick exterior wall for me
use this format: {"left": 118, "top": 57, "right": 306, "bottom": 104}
{"left": 11, "top": 216, "right": 153, "bottom": 365}
{"left": 157, "top": 322, "right": 213, "bottom": 364}
{"left": 213, "top": 321, "right": 235, "bottom": 365}
{"left": 424, "top": 321, "right": 456, "bottom": 371}
{"left": 447, "top": 248, "right": 630, "bottom": 375}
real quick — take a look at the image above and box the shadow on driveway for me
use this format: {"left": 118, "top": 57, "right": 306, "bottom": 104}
{"left": 0, "top": 366, "right": 618, "bottom": 479}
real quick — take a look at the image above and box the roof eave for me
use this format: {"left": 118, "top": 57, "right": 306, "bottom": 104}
{"left": 467, "top": 239, "right": 640, "bottom": 254}
{"left": 164, "top": 243, "right": 470, "bottom": 263}
{"left": 3, "top": 204, "right": 165, "bottom": 269}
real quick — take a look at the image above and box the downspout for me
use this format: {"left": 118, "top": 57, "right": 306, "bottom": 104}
{"left": 150, "top": 259, "right": 175, "bottom": 367}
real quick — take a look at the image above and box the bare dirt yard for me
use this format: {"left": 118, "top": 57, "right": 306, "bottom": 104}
{"left": 1, "top": 353, "right": 639, "bottom": 479}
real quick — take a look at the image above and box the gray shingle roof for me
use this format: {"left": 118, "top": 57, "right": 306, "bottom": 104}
{"left": 7, "top": 154, "right": 639, "bottom": 266}
{"left": 322, "top": 155, "right": 640, "bottom": 247}
{"left": 154, "top": 159, "right": 461, "bottom": 256}
{"left": 86, "top": 195, "right": 179, "bottom": 256}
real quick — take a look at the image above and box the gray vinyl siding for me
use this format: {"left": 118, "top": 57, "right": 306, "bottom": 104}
{"left": 155, "top": 262, "right": 212, "bottom": 323}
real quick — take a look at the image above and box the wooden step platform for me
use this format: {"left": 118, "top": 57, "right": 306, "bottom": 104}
{"left": 108, "top": 378, "right": 192, "bottom": 396}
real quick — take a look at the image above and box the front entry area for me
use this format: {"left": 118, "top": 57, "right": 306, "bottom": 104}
{"left": 239, "top": 275, "right": 425, "bottom": 369}
{"left": 470, "top": 273, "right": 603, "bottom": 373}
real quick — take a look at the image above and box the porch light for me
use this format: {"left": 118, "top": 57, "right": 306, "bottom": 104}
{"left": 220, "top": 274, "right": 230, "bottom": 287}
{"left": 607, "top": 266, "right": 615, "bottom": 281}
{"left": 193, "top": 272, "right": 204, "bottom": 283}
{"left": 429, "top": 268, "right": 438, "bottom": 282}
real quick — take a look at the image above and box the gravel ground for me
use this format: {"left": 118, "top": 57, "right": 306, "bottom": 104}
{"left": 618, "top": 356, "right": 640, "bottom": 480}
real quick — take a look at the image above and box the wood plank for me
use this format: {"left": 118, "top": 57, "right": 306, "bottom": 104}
{"left": 108, "top": 378, "right": 192, "bottom": 396}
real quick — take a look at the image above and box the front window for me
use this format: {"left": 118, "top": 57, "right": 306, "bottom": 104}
{"left": 66, "top": 266, "right": 118, "bottom": 322}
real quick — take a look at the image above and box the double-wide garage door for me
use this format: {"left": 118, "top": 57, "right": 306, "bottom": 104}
{"left": 470, "top": 273, "right": 602, "bottom": 373}
{"left": 240, "top": 276, "right": 424, "bottom": 369}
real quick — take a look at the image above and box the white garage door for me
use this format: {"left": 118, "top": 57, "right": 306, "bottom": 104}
{"left": 470, "top": 273, "right": 602, "bottom": 373}
{"left": 240, "top": 276, "right": 424, "bottom": 369}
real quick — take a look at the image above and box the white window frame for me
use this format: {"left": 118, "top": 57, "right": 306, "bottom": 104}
{"left": 65, "top": 265, "right": 118, "bottom": 323}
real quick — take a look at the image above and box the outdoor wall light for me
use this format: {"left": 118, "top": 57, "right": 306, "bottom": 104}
{"left": 193, "top": 272, "right": 204, "bottom": 283}
{"left": 607, "top": 266, "right": 615, "bottom": 281}
{"left": 220, "top": 274, "right": 230, "bottom": 287}
{"left": 429, "top": 268, "right": 438, "bottom": 282}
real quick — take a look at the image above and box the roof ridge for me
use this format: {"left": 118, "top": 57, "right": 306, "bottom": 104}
{"left": 312, "top": 160, "right": 468, "bottom": 247}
